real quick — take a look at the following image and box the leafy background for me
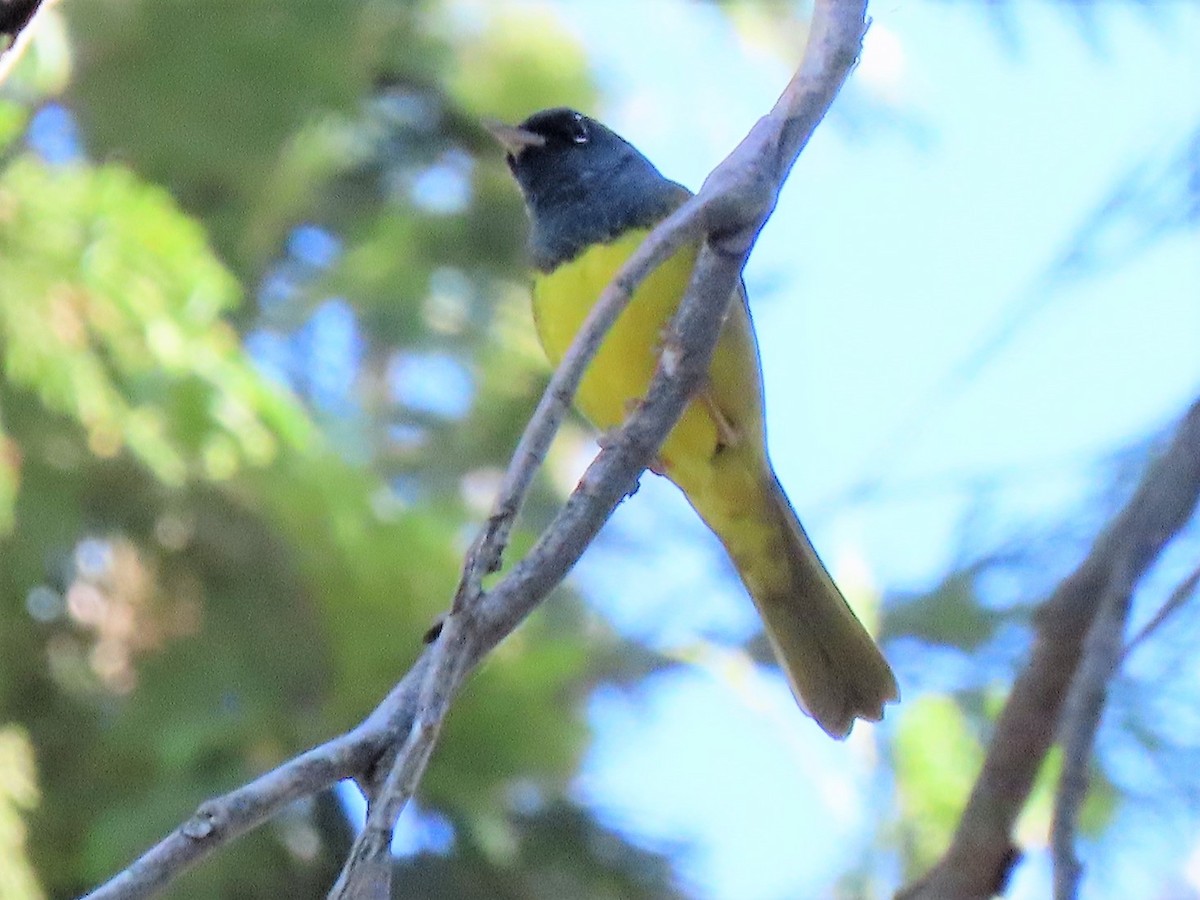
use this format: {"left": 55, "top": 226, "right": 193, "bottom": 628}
{"left": 0, "top": 1, "right": 1197, "bottom": 898}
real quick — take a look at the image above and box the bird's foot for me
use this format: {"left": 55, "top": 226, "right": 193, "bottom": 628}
{"left": 697, "top": 385, "right": 740, "bottom": 454}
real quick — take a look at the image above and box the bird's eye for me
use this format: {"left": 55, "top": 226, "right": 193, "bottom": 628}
{"left": 569, "top": 114, "right": 589, "bottom": 144}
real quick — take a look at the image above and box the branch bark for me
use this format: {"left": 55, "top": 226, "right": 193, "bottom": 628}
{"left": 1049, "top": 558, "right": 1135, "bottom": 900}
{"left": 1052, "top": 556, "right": 1200, "bottom": 899}
{"left": 330, "top": 3, "right": 870, "bottom": 895}
{"left": 83, "top": 656, "right": 430, "bottom": 900}
{"left": 85, "top": 2, "right": 870, "bottom": 897}
{"left": 899, "top": 397, "right": 1200, "bottom": 899}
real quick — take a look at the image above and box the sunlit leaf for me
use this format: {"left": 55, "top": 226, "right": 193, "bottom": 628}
{"left": 893, "top": 695, "right": 984, "bottom": 873}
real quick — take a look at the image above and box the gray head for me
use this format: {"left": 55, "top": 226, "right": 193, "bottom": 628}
{"left": 488, "top": 108, "right": 689, "bottom": 271}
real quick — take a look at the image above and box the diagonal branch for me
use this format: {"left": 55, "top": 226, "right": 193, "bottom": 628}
{"left": 0, "top": 0, "right": 47, "bottom": 81}
{"left": 899, "top": 397, "right": 1200, "bottom": 899}
{"left": 1053, "top": 556, "right": 1200, "bottom": 899}
{"left": 332, "top": 3, "right": 870, "bottom": 896}
{"left": 1122, "top": 560, "right": 1200, "bottom": 660}
{"left": 1049, "top": 558, "right": 1135, "bottom": 900}
{"left": 450, "top": 0, "right": 866, "bottom": 611}
{"left": 85, "top": 2, "right": 870, "bottom": 897}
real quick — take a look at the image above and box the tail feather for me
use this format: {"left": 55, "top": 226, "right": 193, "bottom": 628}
{"left": 690, "top": 466, "right": 898, "bottom": 738}
{"left": 750, "top": 473, "right": 897, "bottom": 737}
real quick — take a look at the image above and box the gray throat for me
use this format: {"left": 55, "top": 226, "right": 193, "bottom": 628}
{"left": 526, "top": 164, "right": 690, "bottom": 272}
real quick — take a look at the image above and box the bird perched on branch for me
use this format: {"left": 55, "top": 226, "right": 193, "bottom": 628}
{"left": 489, "top": 107, "right": 897, "bottom": 738}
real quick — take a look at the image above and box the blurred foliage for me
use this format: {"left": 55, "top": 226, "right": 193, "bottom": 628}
{"left": 0, "top": 1, "right": 681, "bottom": 897}
{"left": 892, "top": 693, "right": 1116, "bottom": 877}
{"left": 0, "top": 725, "right": 42, "bottom": 900}
{"left": 883, "top": 565, "right": 1014, "bottom": 651}
{"left": 392, "top": 800, "right": 687, "bottom": 899}
{"left": 0, "top": 154, "right": 310, "bottom": 489}
{"left": 892, "top": 695, "right": 984, "bottom": 874}
{"left": 1, "top": 0, "right": 1196, "bottom": 897}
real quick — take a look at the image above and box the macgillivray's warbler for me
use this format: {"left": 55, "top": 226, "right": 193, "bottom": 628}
{"left": 489, "top": 108, "right": 898, "bottom": 738}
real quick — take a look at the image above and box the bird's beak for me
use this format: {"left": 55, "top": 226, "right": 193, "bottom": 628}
{"left": 483, "top": 119, "right": 546, "bottom": 157}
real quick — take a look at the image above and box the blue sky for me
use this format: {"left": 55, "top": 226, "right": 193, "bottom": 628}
{"left": 487, "top": 1, "right": 1200, "bottom": 897}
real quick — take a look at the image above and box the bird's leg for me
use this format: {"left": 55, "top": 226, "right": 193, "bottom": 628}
{"left": 698, "top": 386, "right": 740, "bottom": 454}
{"left": 653, "top": 323, "right": 740, "bottom": 453}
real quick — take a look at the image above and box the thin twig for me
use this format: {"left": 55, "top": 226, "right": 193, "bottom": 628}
{"left": 84, "top": 2, "right": 871, "bottom": 897}
{"left": 1122, "top": 561, "right": 1200, "bottom": 660}
{"left": 450, "top": 0, "right": 868, "bottom": 613}
{"left": 899, "top": 397, "right": 1200, "bottom": 900}
{"left": 330, "top": 615, "right": 474, "bottom": 899}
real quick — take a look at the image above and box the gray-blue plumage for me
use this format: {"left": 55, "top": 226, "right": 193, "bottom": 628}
{"left": 504, "top": 108, "right": 691, "bottom": 272}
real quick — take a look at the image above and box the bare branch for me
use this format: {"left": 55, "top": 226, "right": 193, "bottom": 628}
{"left": 83, "top": 655, "right": 430, "bottom": 900}
{"left": 1123, "top": 560, "right": 1200, "bottom": 659}
{"left": 0, "top": 0, "right": 47, "bottom": 81}
{"left": 899, "top": 397, "right": 1200, "bottom": 899}
{"left": 450, "top": 0, "right": 866, "bottom": 609}
{"left": 1050, "top": 560, "right": 1135, "bottom": 900}
{"left": 85, "top": 2, "right": 870, "bottom": 897}
{"left": 332, "top": 3, "right": 870, "bottom": 894}
{"left": 1045, "top": 560, "right": 1200, "bottom": 897}
{"left": 450, "top": 197, "right": 705, "bottom": 609}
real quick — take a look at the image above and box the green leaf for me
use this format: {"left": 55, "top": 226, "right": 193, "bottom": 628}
{"left": 893, "top": 695, "right": 985, "bottom": 873}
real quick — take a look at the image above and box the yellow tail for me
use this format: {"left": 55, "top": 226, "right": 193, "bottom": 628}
{"left": 684, "top": 464, "right": 898, "bottom": 738}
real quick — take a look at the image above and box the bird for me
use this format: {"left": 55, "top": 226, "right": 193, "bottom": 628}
{"left": 488, "top": 108, "right": 897, "bottom": 738}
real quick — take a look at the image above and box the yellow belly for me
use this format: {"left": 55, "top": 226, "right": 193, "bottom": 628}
{"left": 531, "top": 231, "right": 723, "bottom": 470}
{"left": 530, "top": 230, "right": 899, "bottom": 736}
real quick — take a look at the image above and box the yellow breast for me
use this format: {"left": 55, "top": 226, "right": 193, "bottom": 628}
{"left": 531, "top": 231, "right": 721, "bottom": 465}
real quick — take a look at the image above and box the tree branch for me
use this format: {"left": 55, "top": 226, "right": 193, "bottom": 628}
{"left": 0, "top": 0, "right": 47, "bottom": 81}
{"left": 1049, "top": 558, "right": 1135, "bottom": 900}
{"left": 85, "top": 2, "right": 870, "bottom": 897}
{"left": 332, "top": 4, "right": 869, "bottom": 896}
{"left": 1052, "top": 556, "right": 1200, "bottom": 899}
{"left": 450, "top": 0, "right": 864, "bottom": 609}
{"left": 83, "top": 656, "right": 430, "bottom": 900}
{"left": 899, "top": 397, "right": 1200, "bottom": 899}
{"left": 1122, "top": 560, "right": 1200, "bottom": 660}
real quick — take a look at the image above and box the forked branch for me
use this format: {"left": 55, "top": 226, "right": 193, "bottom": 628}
{"left": 900, "top": 398, "right": 1200, "bottom": 899}
{"left": 85, "top": 2, "right": 872, "bottom": 897}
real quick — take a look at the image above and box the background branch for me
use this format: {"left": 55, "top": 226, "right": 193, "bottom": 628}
{"left": 85, "top": 1, "right": 870, "bottom": 897}
{"left": 899, "top": 397, "right": 1200, "bottom": 899}
{"left": 1053, "top": 557, "right": 1200, "bottom": 898}
{"left": 1122, "top": 561, "right": 1200, "bottom": 659}
{"left": 1049, "top": 558, "right": 1134, "bottom": 899}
